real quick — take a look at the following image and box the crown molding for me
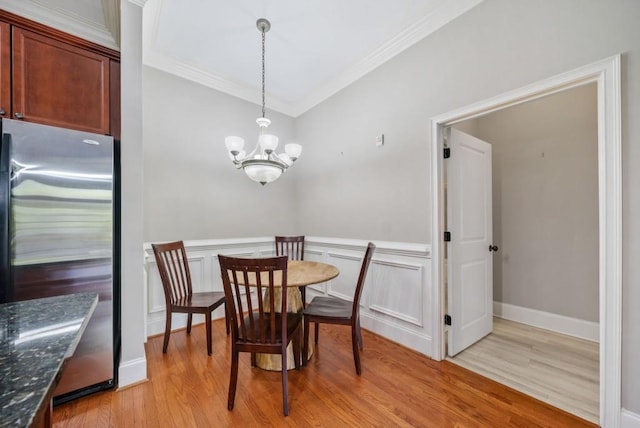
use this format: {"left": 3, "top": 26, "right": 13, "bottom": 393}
{"left": 0, "top": 0, "right": 119, "bottom": 51}
{"left": 290, "top": 0, "right": 483, "bottom": 116}
{"left": 102, "top": 0, "right": 120, "bottom": 46}
{"left": 142, "top": 0, "right": 292, "bottom": 116}
{"left": 143, "top": 50, "right": 296, "bottom": 117}
{"left": 143, "top": 0, "right": 482, "bottom": 117}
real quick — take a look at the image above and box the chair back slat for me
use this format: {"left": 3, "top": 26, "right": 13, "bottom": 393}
{"left": 352, "top": 243, "right": 376, "bottom": 318}
{"left": 275, "top": 236, "right": 305, "bottom": 261}
{"left": 152, "top": 241, "right": 193, "bottom": 306}
{"left": 219, "top": 255, "right": 289, "bottom": 345}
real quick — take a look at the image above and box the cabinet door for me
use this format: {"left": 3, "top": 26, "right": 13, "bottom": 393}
{"left": 0, "top": 21, "right": 9, "bottom": 119}
{"left": 12, "top": 27, "right": 110, "bottom": 134}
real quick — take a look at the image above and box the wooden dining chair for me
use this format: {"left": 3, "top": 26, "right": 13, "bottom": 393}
{"left": 218, "top": 254, "right": 302, "bottom": 416}
{"left": 275, "top": 236, "right": 306, "bottom": 304}
{"left": 302, "top": 242, "right": 375, "bottom": 375}
{"left": 152, "top": 240, "right": 228, "bottom": 355}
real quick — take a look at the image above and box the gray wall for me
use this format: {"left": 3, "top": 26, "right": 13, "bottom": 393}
{"left": 143, "top": 67, "right": 299, "bottom": 242}
{"left": 141, "top": 0, "right": 640, "bottom": 414}
{"left": 292, "top": 0, "right": 640, "bottom": 412}
{"left": 457, "top": 84, "right": 598, "bottom": 322}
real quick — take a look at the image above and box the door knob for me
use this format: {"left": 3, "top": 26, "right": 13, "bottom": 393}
{"left": 489, "top": 245, "right": 499, "bottom": 252}
{"left": 0, "top": 108, "right": 5, "bottom": 116}
{"left": 14, "top": 112, "right": 24, "bottom": 119}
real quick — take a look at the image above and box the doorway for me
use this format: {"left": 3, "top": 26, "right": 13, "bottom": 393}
{"left": 430, "top": 56, "right": 621, "bottom": 427}
{"left": 445, "top": 83, "right": 600, "bottom": 423}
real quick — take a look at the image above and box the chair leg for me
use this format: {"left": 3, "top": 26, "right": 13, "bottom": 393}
{"left": 356, "top": 317, "right": 364, "bottom": 350}
{"left": 162, "top": 309, "right": 172, "bottom": 353}
{"left": 186, "top": 313, "right": 193, "bottom": 335}
{"left": 228, "top": 347, "right": 239, "bottom": 411}
{"left": 352, "top": 324, "right": 362, "bottom": 375}
{"left": 302, "top": 318, "right": 310, "bottom": 366}
{"left": 281, "top": 345, "right": 289, "bottom": 416}
{"left": 205, "top": 312, "right": 212, "bottom": 355}
{"left": 314, "top": 322, "right": 319, "bottom": 344}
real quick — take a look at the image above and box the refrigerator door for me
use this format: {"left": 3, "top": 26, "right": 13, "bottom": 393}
{"left": 0, "top": 118, "right": 115, "bottom": 398}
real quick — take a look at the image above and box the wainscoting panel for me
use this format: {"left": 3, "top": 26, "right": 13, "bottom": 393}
{"left": 367, "top": 260, "right": 425, "bottom": 327}
{"left": 304, "top": 238, "right": 432, "bottom": 356}
{"left": 306, "top": 249, "right": 328, "bottom": 293}
{"left": 143, "top": 237, "right": 433, "bottom": 356}
{"left": 326, "top": 252, "right": 362, "bottom": 301}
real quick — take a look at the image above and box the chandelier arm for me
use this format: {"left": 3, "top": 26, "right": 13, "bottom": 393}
{"left": 269, "top": 152, "right": 290, "bottom": 164}
{"left": 245, "top": 143, "right": 261, "bottom": 160}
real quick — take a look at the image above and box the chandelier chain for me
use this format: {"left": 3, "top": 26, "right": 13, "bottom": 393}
{"left": 261, "top": 27, "right": 266, "bottom": 119}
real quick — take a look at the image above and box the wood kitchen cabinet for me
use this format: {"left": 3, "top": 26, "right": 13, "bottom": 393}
{"left": 12, "top": 28, "right": 111, "bottom": 135}
{"left": 0, "top": 21, "right": 10, "bottom": 119}
{"left": 0, "top": 11, "right": 120, "bottom": 138}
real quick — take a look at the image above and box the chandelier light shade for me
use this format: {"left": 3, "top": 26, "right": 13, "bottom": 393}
{"left": 225, "top": 18, "right": 302, "bottom": 185}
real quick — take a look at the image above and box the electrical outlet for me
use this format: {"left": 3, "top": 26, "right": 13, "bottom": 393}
{"left": 376, "top": 134, "right": 384, "bottom": 147}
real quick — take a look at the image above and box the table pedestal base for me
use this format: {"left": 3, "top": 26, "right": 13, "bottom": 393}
{"left": 255, "top": 287, "right": 313, "bottom": 371}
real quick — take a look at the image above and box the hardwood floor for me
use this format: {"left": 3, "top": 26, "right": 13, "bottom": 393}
{"left": 448, "top": 318, "right": 599, "bottom": 424}
{"left": 53, "top": 319, "right": 597, "bottom": 427}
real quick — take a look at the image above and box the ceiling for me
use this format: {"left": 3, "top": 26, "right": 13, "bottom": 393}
{"left": 2, "top": 0, "right": 482, "bottom": 117}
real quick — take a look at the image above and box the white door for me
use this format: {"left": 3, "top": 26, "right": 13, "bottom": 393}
{"left": 446, "top": 128, "right": 494, "bottom": 357}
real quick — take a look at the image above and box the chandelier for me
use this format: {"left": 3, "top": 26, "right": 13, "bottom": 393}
{"left": 225, "top": 18, "right": 302, "bottom": 185}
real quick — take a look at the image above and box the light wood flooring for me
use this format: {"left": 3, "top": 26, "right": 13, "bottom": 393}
{"left": 53, "top": 318, "right": 597, "bottom": 427}
{"left": 448, "top": 317, "right": 599, "bottom": 424}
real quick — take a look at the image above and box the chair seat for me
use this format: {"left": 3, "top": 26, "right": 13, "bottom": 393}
{"left": 303, "top": 296, "right": 352, "bottom": 319}
{"left": 173, "top": 291, "right": 226, "bottom": 310}
{"left": 240, "top": 311, "right": 303, "bottom": 343}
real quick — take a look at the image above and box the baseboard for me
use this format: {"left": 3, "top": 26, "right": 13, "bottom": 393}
{"left": 493, "top": 301, "right": 599, "bottom": 342}
{"left": 118, "top": 357, "right": 147, "bottom": 388}
{"left": 360, "top": 312, "right": 433, "bottom": 357}
{"left": 622, "top": 408, "right": 640, "bottom": 428}
{"left": 622, "top": 409, "right": 640, "bottom": 428}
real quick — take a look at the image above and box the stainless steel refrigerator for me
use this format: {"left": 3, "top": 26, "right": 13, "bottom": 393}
{"left": 0, "top": 118, "right": 120, "bottom": 403}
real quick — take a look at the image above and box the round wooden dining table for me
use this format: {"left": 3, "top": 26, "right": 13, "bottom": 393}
{"left": 255, "top": 260, "right": 339, "bottom": 371}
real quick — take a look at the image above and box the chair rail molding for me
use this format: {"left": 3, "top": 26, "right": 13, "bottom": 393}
{"left": 143, "top": 237, "right": 433, "bottom": 356}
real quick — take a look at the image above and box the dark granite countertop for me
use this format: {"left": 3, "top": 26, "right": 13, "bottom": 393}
{"left": 0, "top": 292, "right": 98, "bottom": 427}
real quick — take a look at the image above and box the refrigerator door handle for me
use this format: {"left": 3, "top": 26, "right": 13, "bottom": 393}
{"left": 0, "top": 133, "right": 11, "bottom": 302}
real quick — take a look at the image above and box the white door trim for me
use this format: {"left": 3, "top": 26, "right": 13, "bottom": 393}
{"left": 430, "top": 55, "right": 621, "bottom": 428}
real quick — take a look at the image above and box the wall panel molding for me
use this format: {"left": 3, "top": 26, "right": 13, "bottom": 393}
{"left": 143, "top": 237, "right": 433, "bottom": 355}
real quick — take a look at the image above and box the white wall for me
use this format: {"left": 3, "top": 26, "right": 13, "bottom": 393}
{"left": 142, "top": 67, "right": 300, "bottom": 242}
{"left": 119, "top": 0, "right": 146, "bottom": 387}
{"left": 292, "top": 0, "right": 640, "bottom": 414}
{"left": 456, "top": 84, "right": 599, "bottom": 323}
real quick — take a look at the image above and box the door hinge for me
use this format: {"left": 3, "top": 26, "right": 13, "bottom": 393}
{"left": 443, "top": 147, "right": 451, "bottom": 159}
{"left": 444, "top": 231, "right": 451, "bottom": 242}
{"left": 444, "top": 314, "right": 452, "bottom": 326}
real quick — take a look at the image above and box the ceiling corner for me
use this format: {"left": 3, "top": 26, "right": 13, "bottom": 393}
{"left": 1, "top": 0, "right": 119, "bottom": 51}
{"left": 101, "top": 0, "right": 120, "bottom": 47}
